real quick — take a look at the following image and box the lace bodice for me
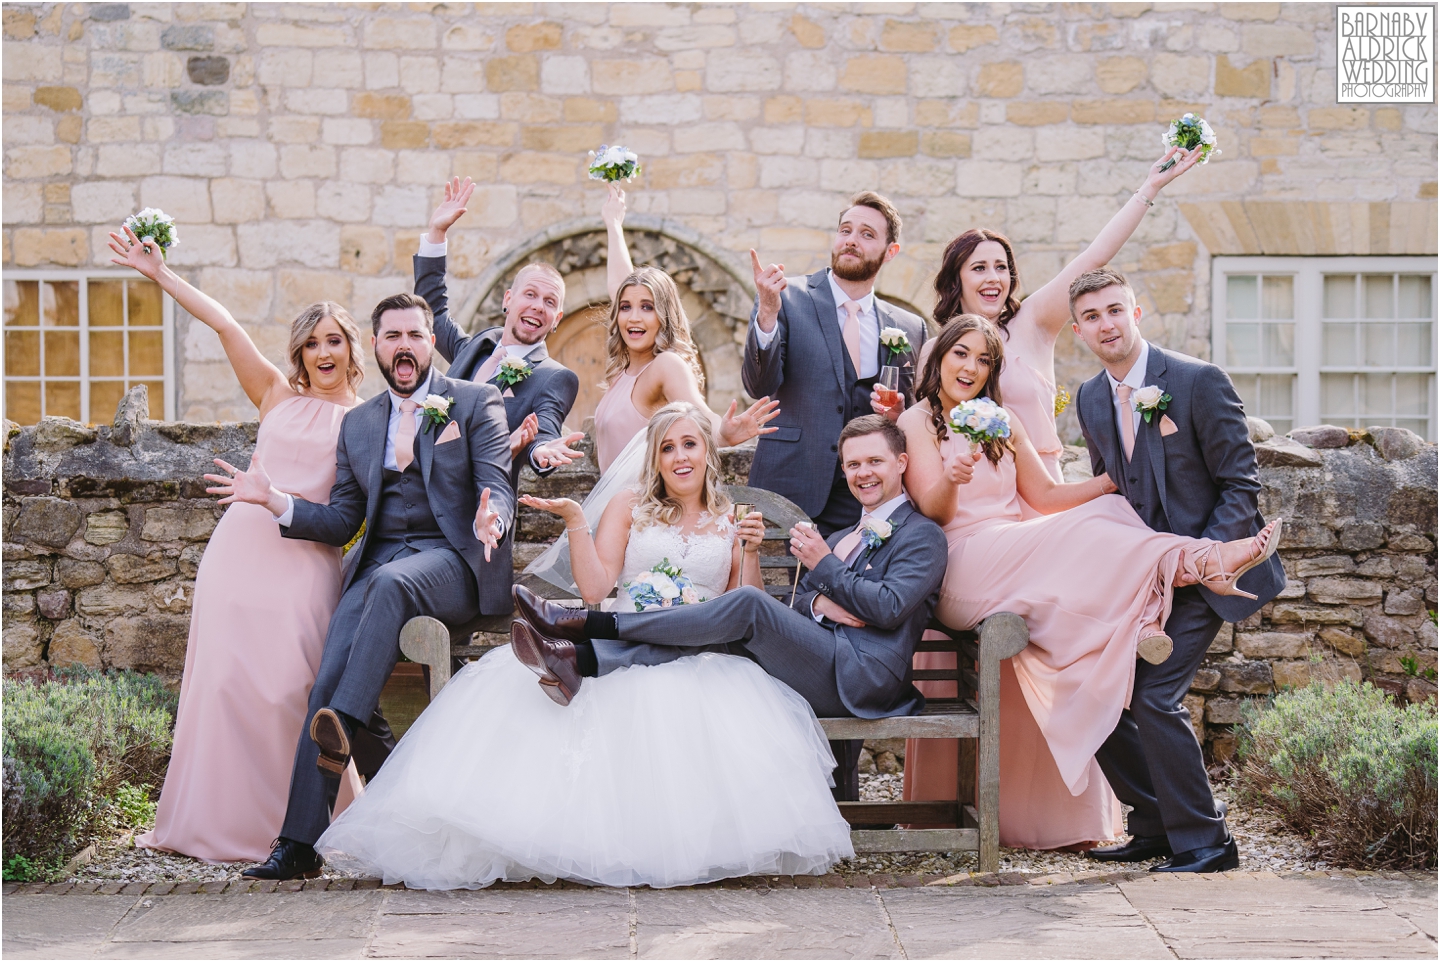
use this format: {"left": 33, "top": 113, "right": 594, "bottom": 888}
{"left": 610, "top": 511, "right": 736, "bottom": 612}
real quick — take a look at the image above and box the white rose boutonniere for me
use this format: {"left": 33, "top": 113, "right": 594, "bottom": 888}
{"left": 859, "top": 517, "right": 893, "bottom": 551}
{"left": 879, "top": 327, "right": 912, "bottom": 364}
{"left": 496, "top": 355, "right": 532, "bottom": 388}
{"left": 419, "top": 394, "right": 452, "bottom": 434}
{"left": 1130, "top": 385, "right": 1172, "bottom": 423}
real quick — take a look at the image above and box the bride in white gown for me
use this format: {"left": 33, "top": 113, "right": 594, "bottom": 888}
{"left": 316, "top": 403, "right": 853, "bottom": 889}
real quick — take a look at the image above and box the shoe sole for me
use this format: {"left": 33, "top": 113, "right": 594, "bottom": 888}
{"left": 1137, "top": 634, "right": 1173, "bottom": 665}
{"left": 309, "top": 709, "right": 351, "bottom": 777}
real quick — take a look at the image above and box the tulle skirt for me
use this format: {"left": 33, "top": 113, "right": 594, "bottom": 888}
{"left": 317, "top": 646, "right": 854, "bottom": 890}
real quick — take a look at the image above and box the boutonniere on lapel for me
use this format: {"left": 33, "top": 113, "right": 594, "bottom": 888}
{"left": 495, "top": 356, "right": 533, "bottom": 388}
{"left": 859, "top": 517, "right": 892, "bottom": 550}
{"left": 879, "top": 327, "right": 912, "bottom": 364}
{"left": 1131, "top": 385, "right": 1172, "bottom": 424}
{"left": 419, "top": 393, "right": 452, "bottom": 434}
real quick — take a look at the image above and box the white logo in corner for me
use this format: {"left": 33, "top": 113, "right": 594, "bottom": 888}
{"left": 1337, "top": 6, "right": 1434, "bottom": 103}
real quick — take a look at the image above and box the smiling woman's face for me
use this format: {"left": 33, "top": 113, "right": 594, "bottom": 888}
{"left": 301, "top": 315, "right": 351, "bottom": 393}
{"left": 958, "top": 240, "right": 1012, "bottom": 321}
{"left": 657, "top": 416, "right": 706, "bottom": 497}
{"left": 616, "top": 283, "right": 661, "bottom": 356}
{"left": 938, "top": 328, "right": 994, "bottom": 407}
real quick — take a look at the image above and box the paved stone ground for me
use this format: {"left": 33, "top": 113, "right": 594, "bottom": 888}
{"left": 5, "top": 870, "right": 1435, "bottom": 959}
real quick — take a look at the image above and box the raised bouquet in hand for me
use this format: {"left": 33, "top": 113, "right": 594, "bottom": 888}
{"left": 948, "top": 397, "right": 1012, "bottom": 447}
{"left": 588, "top": 145, "right": 641, "bottom": 183}
{"left": 124, "top": 208, "right": 179, "bottom": 258}
{"left": 1158, "top": 113, "right": 1219, "bottom": 171}
{"left": 623, "top": 557, "right": 701, "bottom": 612}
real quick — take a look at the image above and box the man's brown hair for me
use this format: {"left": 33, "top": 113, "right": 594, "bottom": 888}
{"left": 1067, "top": 267, "right": 1134, "bottom": 314}
{"left": 370, "top": 292, "right": 434, "bottom": 335}
{"left": 839, "top": 414, "right": 907, "bottom": 459}
{"left": 843, "top": 191, "right": 902, "bottom": 246}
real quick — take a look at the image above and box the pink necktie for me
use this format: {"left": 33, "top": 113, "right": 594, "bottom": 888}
{"left": 833, "top": 518, "right": 868, "bottom": 565}
{"left": 1116, "top": 384, "right": 1135, "bottom": 461}
{"left": 394, "top": 399, "right": 418, "bottom": 471}
{"left": 841, "top": 300, "right": 862, "bottom": 376}
{"left": 475, "top": 348, "right": 503, "bottom": 383}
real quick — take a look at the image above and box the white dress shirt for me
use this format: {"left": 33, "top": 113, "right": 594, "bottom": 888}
{"left": 812, "top": 491, "right": 910, "bottom": 622}
{"left": 1105, "top": 339, "right": 1150, "bottom": 445}
{"left": 753, "top": 270, "right": 881, "bottom": 379}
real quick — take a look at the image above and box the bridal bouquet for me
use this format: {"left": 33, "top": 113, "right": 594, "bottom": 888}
{"left": 623, "top": 557, "right": 701, "bottom": 612}
{"left": 948, "top": 397, "right": 1011, "bottom": 446}
{"left": 1158, "top": 113, "right": 1219, "bottom": 171}
{"left": 124, "top": 208, "right": 179, "bottom": 259}
{"left": 588, "top": 145, "right": 641, "bottom": 183}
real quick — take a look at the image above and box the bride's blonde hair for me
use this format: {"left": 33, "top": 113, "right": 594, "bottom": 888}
{"left": 632, "top": 402, "right": 730, "bottom": 531}
{"left": 601, "top": 267, "right": 704, "bottom": 390}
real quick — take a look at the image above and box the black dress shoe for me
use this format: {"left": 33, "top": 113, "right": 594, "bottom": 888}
{"left": 513, "top": 585, "right": 589, "bottom": 643}
{"left": 241, "top": 838, "right": 324, "bottom": 880}
{"left": 1151, "top": 837, "right": 1239, "bottom": 873}
{"left": 1086, "top": 834, "right": 1173, "bottom": 862}
{"left": 510, "top": 621, "right": 583, "bottom": 706}
{"left": 309, "top": 707, "right": 352, "bottom": 777}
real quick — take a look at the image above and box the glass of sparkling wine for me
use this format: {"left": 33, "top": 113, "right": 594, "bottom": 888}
{"left": 876, "top": 366, "right": 901, "bottom": 408}
{"left": 733, "top": 502, "right": 754, "bottom": 547}
{"left": 790, "top": 521, "right": 816, "bottom": 607}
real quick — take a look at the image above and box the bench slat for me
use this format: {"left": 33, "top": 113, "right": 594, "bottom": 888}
{"left": 850, "top": 828, "right": 978, "bottom": 854}
{"left": 839, "top": 801, "right": 959, "bottom": 825}
{"left": 819, "top": 714, "right": 978, "bottom": 739}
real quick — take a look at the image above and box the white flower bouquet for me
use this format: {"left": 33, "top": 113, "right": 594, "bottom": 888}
{"left": 124, "top": 208, "right": 179, "bottom": 259}
{"left": 1159, "top": 113, "right": 1219, "bottom": 171}
{"left": 623, "top": 557, "right": 702, "bottom": 612}
{"left": 948, "top": 397, "right": 1012, "bottom": 446}
{"left": 587, "top": 145, "right": 641, "bottom": 183}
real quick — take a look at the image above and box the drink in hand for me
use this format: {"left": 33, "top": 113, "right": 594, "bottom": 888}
{"left": 876, "top": 366, "right": 901, "bottom": 408}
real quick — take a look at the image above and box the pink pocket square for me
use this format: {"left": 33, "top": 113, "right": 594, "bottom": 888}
{"left": 502, "top": 388, "right": 515, "bottom": 398}
{"left": 1159, "top": 414, "right": 1178, "bottom": 437}
{"left": 436, "top": 420, "right": 462, "bottom": 445}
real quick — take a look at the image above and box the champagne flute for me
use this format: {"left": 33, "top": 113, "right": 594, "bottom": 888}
{"left": 876, "top": 365, "right": 901, "bottom": 409}
{"left": 733, "top": 502, "right": 754, "bottom": 548}
{"left": 789, "top": 521, "right": 816, "bottom": 607}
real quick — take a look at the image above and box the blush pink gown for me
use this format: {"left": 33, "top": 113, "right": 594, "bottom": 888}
{"left": 592, "top": 366, "right": 652, "bottom": 473}
{"left": 138, "top": 394, "right": 350, "bottom": 863}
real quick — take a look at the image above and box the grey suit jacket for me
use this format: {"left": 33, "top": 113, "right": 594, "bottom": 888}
{"left": 1075, "top": 342, "right": 1284, "bottom": 623}
{"left": 743, "top": 269, "right": 928, "bottom": 518}
{"left": 414, "top": 254, "right": 580, "bottom": 490}
{"left": 794, "top": 500, "right": 948, "bottom": 718}
{"left": 282, "top": 372, "right": 517, "bottom": 615}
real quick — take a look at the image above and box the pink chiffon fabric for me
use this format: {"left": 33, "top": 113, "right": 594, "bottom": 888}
{"left": 592, "top": 366, "right": 652, "bottom": 473}
{"left": 138, "top": 394, "right": 355, "bottom": 863}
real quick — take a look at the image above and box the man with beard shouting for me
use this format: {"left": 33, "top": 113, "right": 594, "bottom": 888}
{"left": 744, "top": 191, "right": 927, "bottom": 805}
{"left": 211, "top": 293, "right": 514, "bottom": 881}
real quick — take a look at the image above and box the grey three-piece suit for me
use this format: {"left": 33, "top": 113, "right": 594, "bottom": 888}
{"left": 1076, "top": 342, "right": 1284, "bottom": 853}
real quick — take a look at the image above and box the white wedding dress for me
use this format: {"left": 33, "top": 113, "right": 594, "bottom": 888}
{"left": 316, "top": 514, "right": 854, "bottom": 890}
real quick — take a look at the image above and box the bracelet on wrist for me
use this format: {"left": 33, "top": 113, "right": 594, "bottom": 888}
{"left": 566, "top": 523, "right": 588, "bottom": 534}
{"left": 1134, "top": 191, "right": 1155, "bottom": 208}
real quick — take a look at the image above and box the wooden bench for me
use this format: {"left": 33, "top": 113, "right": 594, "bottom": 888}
{"left": 398, "top": 484, "right": 1029, "bottom": 873}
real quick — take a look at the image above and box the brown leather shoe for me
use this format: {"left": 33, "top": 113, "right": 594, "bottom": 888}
{"left": 309, "top": 707, "right": 352, "bottom": 777}
{"left": 510, "top": 620, "right": 584, "bottom": 706}
{"left": 512, "top": 584, "right": 589, "bottom": 643}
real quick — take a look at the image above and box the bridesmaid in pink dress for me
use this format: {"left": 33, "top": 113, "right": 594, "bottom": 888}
{"left": 900, "top": 318, "right": 1278, "bottom": 820}
{"left": 108, "top": 226, "right": 363, "bottom": 862}
{"left": 904, "top": 145, "right": 1206, "bottom": 847}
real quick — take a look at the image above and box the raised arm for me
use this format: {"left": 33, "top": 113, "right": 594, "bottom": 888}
{"left": 742, "top": 249, "right": 789, "bottom": 399}
{"left": 109, "top": 226, "right": 288, "bottom": 416}
{"left": 1011, "top": 417, "right": 1116, "bottom": 514}
{"left": 646, "top": 352, "right": 779, "bottom": 447}
{"left": 467, "top": 386, "right": 516, "bottom": 560}
{"left": 419, "top": 176, "right": 476, "bottom": 364}
{"left": 518, "top": 489, "right": 634, "bottom": 605}
{"left": 1017, "top": 146, "right": 1204, "bottom": 342}
{"left": 898, "top": 405, "right": 975, "bottom": 527}
{"left": 603, "top": 184, "right": 635, "bottom": 301}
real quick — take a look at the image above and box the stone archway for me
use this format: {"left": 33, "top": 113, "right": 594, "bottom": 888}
{"left": 455, "top": 217, "right": 756, "bottom": 429}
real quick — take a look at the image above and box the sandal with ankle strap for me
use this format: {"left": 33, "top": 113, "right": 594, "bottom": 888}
{"left": 1194, "top": 519, "right": 1283, "bottom": 601}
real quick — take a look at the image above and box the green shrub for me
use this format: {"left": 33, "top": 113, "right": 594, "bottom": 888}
{"left": 1237, "top": 680, "right": 1437, "bottom": 869}
{"left": 2, "top": 669, "right": 177, "bottom": 877}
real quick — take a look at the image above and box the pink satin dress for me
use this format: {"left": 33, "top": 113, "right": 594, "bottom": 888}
{"left": 138, "top": 394, "right": 350, "bottom": 863}
{"left": 593, "top": 366, "right": 652, "bottom": 472}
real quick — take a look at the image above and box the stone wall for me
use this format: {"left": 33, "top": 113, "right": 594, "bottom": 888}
{"left": 4, "top": 394, "right": 1435, "bottom": 758}
{"left": 4, "top": 3, "right": 1435, "bottom": 440}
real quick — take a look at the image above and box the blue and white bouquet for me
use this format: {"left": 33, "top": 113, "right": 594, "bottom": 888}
{"left": 588, "top": 145, "right": 641, "bottom": 183}
{"left": 623, "top": 557, "right": 701, "bottom": 612}
{"left": 1158, "top": 113, "right": 1219, "bottom": 171}
{"left": 124, "top": 207, "right": 178, "bottom": 259}
{"left": 948, "top": 397, "right": 1012, "bottom": 446}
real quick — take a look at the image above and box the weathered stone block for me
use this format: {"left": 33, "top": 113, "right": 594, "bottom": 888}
{"left": 186, "top": 55, "right": 228, "bottom": 86}
{"left": 103, "top": 614, "right": 189, "bottom": 673}
{"left": 48, "top": 618, "right": 102, "bottom": 668}
{"left": 11, "top": 227, "right": 86, "bottom": 267}
{"left": 33, "top": 85, "right": 82, "bottom": 112}
{"left": 1190, "top": 667, "right": 1222, "bottom": 693}
{"left": 11, "top": 497, "right": 84, "bottom": 548}
{"left": 141, "top": 505, "right": 217, "bottom": 542}
{"left": 1288, "top": 425, "right": 1350, "bottom": 448}
{"left": 1213, "top": 55, "right": 1270, "bottom": 98}
{"left": 56, "top": 558, "right": 106, "bottom": 589}
{"left": 1255, "top": 437, "right": 1323, "bottom": 468}
{"left": 1363, "top": 610, "right": 1416, "bottom": 649}
{"left": 3, "top": 622, "right": 43, "bottom": 669}
{"left": 592, "top": 58, "right": 671, "bottom": 96}
{"left": 1317, "top": 626, "right": 1366, "bottom": 657}
{"left": 1219, "top": 660, "right": 1272, "bottom": 693}
{"left": 858, "top": 131, "right": 917, "bottom": 159}
{"left": 1384, "top": 588, "right": 1426, "bottom": 616}
{"left": 4, "top": 559, "right": 52, "bottom": 591}
{"left": 1006, "top": 102, "right": 1069, "bottom": 126}
{"left": 976, "top": 62, "right": 1023, "bottom": 99}
{"left": 1205, "top": 697, "right": 1244, "bottom": 724}
{"left": 178, "top": 543, "right": 206, "bottom": 579}
{"left": 506, "top": 22, "right": 562, "bottom": 53}
{"left": 353, "top": 92, "right": 411, "bottom": 120}
{"left": 920, "top": 131, "right": 970, "bottom": 158}
{"left": 1307, "top": 576, "right": 1382, "bottom": 606}
{"left": 1366, "top": 426, "right": 1424, "bottom": 462}
{"left": 106, "top": 553, "right": 179, "bottom": 584}
{"left": 1096, "top": 56, "right": 1147, "bottom": 94}
{"left": 949, "top": 24, "right": 997, "bottom": 52}
{"left": 840, "top": 55, "right": 906, "bottom": 95}
{"left": 35, "top": 588, "right": 70, "bottom": 620}
{"left": 170, "top": 90, "right": 227, "bottom": 116}
{"left": 1295, "top": 555, "right": 1353, "bottom": 578}
{"left": 1236, "top": 631, "right": 1312, "bottom": 658}
{"left": 1339, "top": 521, "right": 1386, "bottom": 551}
{"left": 708, "top": 50, "right": 781, "bottom": 92}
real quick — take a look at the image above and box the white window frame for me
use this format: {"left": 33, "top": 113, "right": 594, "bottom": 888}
{"left": 3, "top": 269, "right": 177, "bottom": 424}
{"left": 1212, "top": 256, "right": 1437, "bottom": 440}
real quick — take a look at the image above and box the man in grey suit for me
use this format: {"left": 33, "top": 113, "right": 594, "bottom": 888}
{"left": 745, "top": 192, "right": 929, "bottom": 537}
{"left": 416, "top": 176, "right": 584, "bottom": 490}
{"left": 510, "top": 416, "right": 948, "bottom": 801}
{"left": 218, "top": 293, "right": 515, "bottom": 881}
{"left": 1070, "top": 268, "right": 1284, "bottom": 873}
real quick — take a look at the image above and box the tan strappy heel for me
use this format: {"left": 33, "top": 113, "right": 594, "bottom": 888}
{"left": 1196, "top": 519, "right": 1284, "bottom": 601}
{"left": 1137, "top": 628, "right": 1173, "bottom": 665}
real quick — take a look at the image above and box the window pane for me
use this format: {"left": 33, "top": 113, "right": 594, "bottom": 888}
{"left": 1262, "top": 276, "right": 1294, "bottom": 319}
{"left": 89, "top": 330, "right": 125, "bottom": 377}
{"left": 5, "top": 280, "right": 39, "bottom": 327}
{"left": 1227, "top": 275, "right": 1259, "bottom": 319}
{"left": 1395, "top": 418, "right": 1428, "bottom": 436}
{"left": 88, "top": 380, "right": 127, "bottom": 425}
{"left": 1363, "top": 275, "right": 1394, "bottom": 319}
{"left": 1363, "top": 323, "right": 1395, "bottom": 367}
{"left": 137, "top": 380, "right": 164, "bottom": 418}
{"left": 5, "top": 330, "right": 40, "bottom": 376}
{"left": 44, "top": 380, "right": 81, "bottom": 420}
{"left": 1393, "top": 374, "right": 1430, "bottom": 416}
{"left": 1227, "top": 323, "right": 1261, "bottom": 366}
{"left": 5, "top": 380, "right": 41, "bottom": 424}
{"left": 127, "top": 280, "right": 163, "bottom": 327}
{"left": 90, "top": 280, "right": 125, "bottom": 328}
{"left": 1323, "top": 274, "right": 1356, "bottom": 318}
{"left": 1263, "top": 323, "right": 1295, "bottom": 367}
{"left": 1259, "top": 374, "right": 1294, "bottom": 418}
{"left": 43, "top": 330, "right": 80, "bottom": 377}
{"left": 1321, "top": 373, "right": 1356, "bottom": 421}
{"left": 128, "top": 330, "right": 164, "bottom": 377}
{"left": 1322, "top": 322, "right": 1355, "bottom": 366}
{"left": 42, "top": 281, "right": 79, "bottom": 328}
{"left": 1397, "top": 275, "right": 1432, "bottom": 319}
{"left": 1396, "top": 322, "right": 1432, "bottom": 364}
{"left": 1361, "top": 373, "right": 1393, "bottom": 417}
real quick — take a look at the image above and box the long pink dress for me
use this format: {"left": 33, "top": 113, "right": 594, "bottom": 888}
{"left": 592, "top": 366, "right": 651, "bottom": 472}
{"left": 929, "top": 433, "right": 1211, "bottom": 806}
{"left": 138, "top": 394, "right": 349, "bottom": 863}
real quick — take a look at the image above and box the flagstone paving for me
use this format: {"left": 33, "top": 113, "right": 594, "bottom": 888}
{"left": 5, "top": 871, "right": 1434, "bottom": 959}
